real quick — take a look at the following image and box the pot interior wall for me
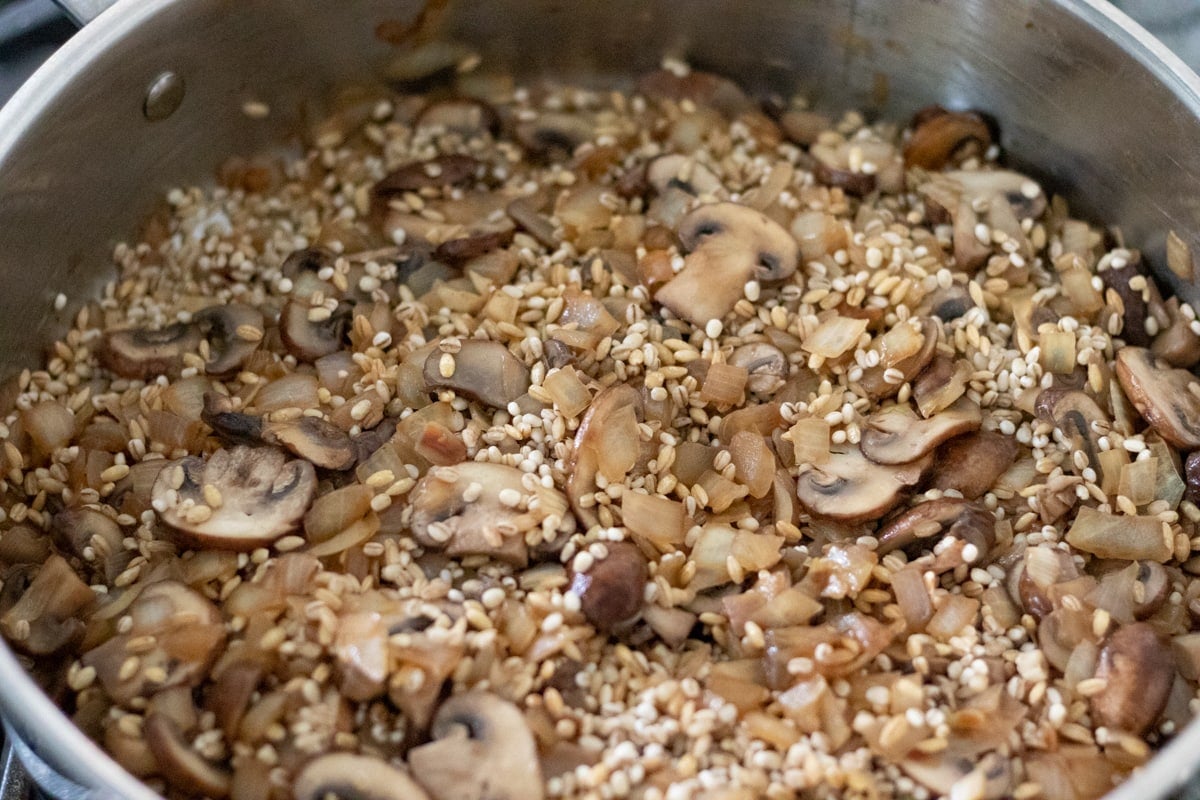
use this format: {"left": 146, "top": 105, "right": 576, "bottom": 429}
{"left": 2, "top": 0, "right": 1200, "bottom": 796}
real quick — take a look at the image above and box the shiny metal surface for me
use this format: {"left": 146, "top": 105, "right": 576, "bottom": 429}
{"left": 3, "top": 0, "right": 1200, "bottom": 797}
{"left": 49, "top": 0, "right": 112, "bottom": 25}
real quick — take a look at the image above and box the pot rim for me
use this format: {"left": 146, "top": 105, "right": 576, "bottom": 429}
{"left": 1, "top": 0, "right": 1200, "bottom": 797}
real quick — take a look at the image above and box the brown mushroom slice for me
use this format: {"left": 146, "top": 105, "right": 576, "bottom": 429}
{"left": 655, "top": 203, "right": 798, "bottom": 327}
{"left": 903, "top": 106, "right": 992, "bottom": 170}
{"left": 408, "top": 692, "right": 544, "bottom": 800}
{"left": 51, "top": 506, "right": 132, "bottom": 582}
{"left": 569, "top": 541, "right": 649, "bottom": 632}
{"left": 1035, "top": 388, "right": 1108, "bottom": 476}
{"left": 1101, "top": 253, "right": 1165, "bottom": 348}
{"left": 728, "top": 342, "right": 788, "bottom": 395}
{"left": 645, "top": 154, "right": 723, "bottom": 197}
{"left": 928, "top": 431, "right": 1019, "bottom": 500}
{"left": 515, "top": 112, "right": 594, "bottom": 162}
{"left": 860, "top": 397, "right": 981, "bottom": 465}
{"left": 795, "top": 447, "right": 930, "bottom": 523}
{"left": 859, "top": 318, "right": 939, "bottom": 399}
{"left": 201, "top": 392, "right": 263, "bottom": 443}
{"left": 422, "top": 340, "right": 531, "bottom": 409}
{"left": 942, "top": 169, "right": 1048, "bottom": 221}
{"left": 410, "top": 462, "right": 572, "bottom": 567}
{"left": 152, "top": 446, "right": 317, "bottom": 550}
{"left": 811, "top": 140, "right": 903, "bottom": 197}
{"left": 0, "top": 554, "right": 93, "bottom": 656}
{"left": 1091, "top": 622, "right": 1173, "bottom": 735}
{"left": 875, "top": 499, "right": 995, "bottom": 563}
{"left": 1115, "top": 346, "right": 1200, "bottom": 449}
{"left": 262, "top": 417, "right": 357, "bottom": 471}
{"left": 83, "top": 581, "right": 225, "bottom": 705}
{"left": 99, "top": 321, "right": 203, "bottom": 380}
{"left": 195, "top": 304, "right": 264, "bottom": 378}
{"left": 415, "top": 98, "right": 500, "bottom": 139}
{"left": 279, "top": 300, "right": 351, "bottom": 362}
{"left": 294, "top": 753, "right": 430, "bottom": 800}
{"left": 374, "top": 154, "right": 484, "bottom": 198}
{"left": 145, "top": 713, "right": 231, "bottom": 799}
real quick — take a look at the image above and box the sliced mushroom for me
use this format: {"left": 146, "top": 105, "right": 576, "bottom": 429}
{"left": 263, "top": 417, "right": 357, "bottom": 471}
{"left": 645, "top": 154, "right": 723, "bottom": 197}
{"left": 281, "top": 246, "right": 334, "bottom": 282}
{"left": 859, "top": 318, "right": 939, "bottom": 399}
{"left": 1091, "top": 622, "right": 1173, "bottom": 735}
{"left": 201, "top": 392, "right": 263, "bottom": 443}
{"left": 433, "top": 223, "right": 515, "bottom": 265}
{"left": 415, "top": 98, "right": 500, "bottom": 139}
{"left": 374, "top": 154, "right": 484, "bottom": 198}
{"left": 918, "top": 283, "right": 974, "bottom": 322}
{"left": 505, "top": 197, "right": 558, "bottom": 248}
{"left": 811, "top": 139, "right": 903, "bottom": 197}
{"left": 145, "top": 713, "right": 231, "bottom": 799}
{"left": 99, "top": 321, "right": 203, "bottom": 380}
{"left": 795, "top": 447, "right": 930, "bottom": 523}
{"left": 860, "top": 397, "right": 982, "bottom": 465}
{"left": 1101, "top": 253, "right": 1164, "bottom": 348}
{"left": 875, "top": 499, "right": 995, "bottom": 565}
{"left": 294, "top": 753, "right": 430, "bottom": 800}
{"left": 903, "top": 106, "right": 992, "bottom": 170}
{"left": 1034, "top": 388, "right": 1108, "bottom": 476}
{"left": 51, "top": 506, "right": 131, "bottom": 582}
{"left": 912, "top": 353, "right": 970, "bottom": 418}
{"left": 942, "top": 169, "right": 1047, "bottom": 221}
{"left": 408, "top": 692, "right": 544, "bottom": 800}
{"left": 83, "top": 581, "right": 225, "bottom": 705}
{"left": 1151, "top": 298, "right": 1200, "bottom": 368}
{"left": 1115, "top": 346, "right": 1200, "bottom": 449}
{"left": 928, "top": 431, "right": 1019, "bottom": 500}
{"left": 728, "top": 342, "right": 788, "bottom": 395}
{"left": 410, "top": 462, "right": 572, "bottom": 567}
{"left": 422, "top": 340, "right": 531, "bottom": 409}
{"left": 0, "top": 554, "right": 93, "bottom": 656}
{"left": 152, "top": 446, "right": 317, "bottom": 550}
{"left": 279, "top": 300, "right": 351, "bottom": 362}
{"left": 570, "top": 541, "right": 648, "bottom": 632}
{"left": 655, "top": 203, "right": 798, "bottom": 327}
{"left": 195, "top": 304, "right": 264, "bottom": 378}
{"left": 515, "top": 112, "right": 594, "bottom": 162}
{"left": 1132, "top": 561, "right": 1171, "bottom": 620}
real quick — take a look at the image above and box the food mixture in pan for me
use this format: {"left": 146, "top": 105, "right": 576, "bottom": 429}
{"left": 3, "top": 61, "right": 1200, "bottom": 800}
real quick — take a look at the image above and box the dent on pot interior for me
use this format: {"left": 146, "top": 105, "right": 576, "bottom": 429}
{"left": 4, "top": 56, "right": 1200, "bottom": 800}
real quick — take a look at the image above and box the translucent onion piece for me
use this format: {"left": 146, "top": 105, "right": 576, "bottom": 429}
{"left": 802, "top": 315, "right": 869, "bottom": 359}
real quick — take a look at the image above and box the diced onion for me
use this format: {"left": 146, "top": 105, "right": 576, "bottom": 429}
{"left": 802, "top": 315, "right": 869, "bottom": 359}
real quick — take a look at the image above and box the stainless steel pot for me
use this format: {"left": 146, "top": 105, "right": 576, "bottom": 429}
{"left": 2, "top": 0, "right": 1200, "bottom": 797}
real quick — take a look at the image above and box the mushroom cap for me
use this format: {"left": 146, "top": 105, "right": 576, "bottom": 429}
{"left": 795, "top": 446, "right": 930, "bottom": 523}
{"left": 144, "top": 713, "right": 231, "bottom": 799}
{"left": 875, "top": 498, "right": 995, "bottom": 559}
{"left": 728, "top": 342, "right": 788, "bottom": 395}
{"left": 903, "top": 106, "right": 992, "bottom": 170}
{"left": 570, "top": 541, "right": 649, "bottom": 632}
{"left": 99, "top": 321, "right": 203, "bottom": 380}
{"left": 1091, "top": 622, "right": 1173, "bottom": 735}
{"left": 280, "top": 300, "right": 351, "bottom": 362}
{"left": 860, "top": 397, "right": 981, "bottom": 465}
{"left": 374, "top": 154, "right": 485, "bottom": 197}
{"left": 409, "top": 462, "right": 571, "bottom": 566}
{"left": 1115, "top": 346, "right": 1200, "bottom": 449}
{"left": 1034, "top": 387, "right": 1109, "bottom": 473}
{"left": 645, "top": 154, "right": 723, "bottom": 197}
{"left": 293, "top": 753, "right": 430, "bottom": 800}
{"left": 422, "top": 340, "right": 531, "bottom": 410}
{"left": 194, "top": 303, "right": 264, "bottom": 377}
{"left": 415, "top": 98, "right": 500, "bottom": 139}
{"left": 263, "top": 416, "right": 357, "bottom": 471}
{"left": 928, "top": 430, "right": 1019, "bottom": 500}
{"left": 408, "top": 692, "right": 544, "bottom": 800}
{"left": 858, "top": 317, "right": 939, "bottom": 400}
{"left": 655, "top": 203, "right": 798, "bottom": 327}
{"left": 942, "top": 169, "right": 1047, "bottom": 220}
{"left": 153, "top": 446, "right": 317, "bottom": 550}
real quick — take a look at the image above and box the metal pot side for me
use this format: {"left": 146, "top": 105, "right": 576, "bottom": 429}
{"left": 2, "top": 0, "right": 1200, "bottom": 796}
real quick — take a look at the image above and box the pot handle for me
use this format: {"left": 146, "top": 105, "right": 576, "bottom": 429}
{"left": 52, "top": 0, "right": 116, "bottom": 25}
